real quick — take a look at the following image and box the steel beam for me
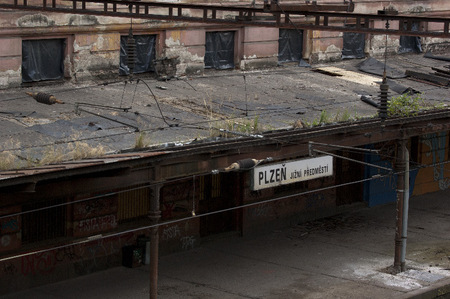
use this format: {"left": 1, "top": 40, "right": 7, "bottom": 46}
{"left": 0, "top": 0, "right": 449, "bottom": 37}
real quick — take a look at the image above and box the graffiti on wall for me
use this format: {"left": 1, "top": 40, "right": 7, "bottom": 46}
{"left": 160, "top": 223, "right": 197, "bottom": 251}
{"left": 73, "top": 196, "right": 118, "bottom": 220}
{"left": 422, "top": 132, "right": 450, "bottom": 190}
{"left": 73, "top": 194, "right": 118, "bottom": 237}
{"left": 1, "top": 232, "right": 136, "bottom": 280}
{"left": 21, "top": 252, "right": 56, "bottom": 276}
{"left": 162, "top": 224, "right": 181, "bottom": 240}
{"left": 181, "top": 236, "right": 195, "bottom": 250}
{"left": 0, "top": 207, "right": 21, "bottom": 252}
{"left": 1, "top": 218, "right": 19, "bottom": 233}
{"left": 74, "top": 214, "right": 118, "bottom": 237}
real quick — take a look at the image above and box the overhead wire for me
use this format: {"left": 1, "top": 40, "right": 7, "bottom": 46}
{"left": 0, "top": 112, "right": 448, "bottom": 167}
{"left": 2, "top": 156, "right": 449, "bottom": 263}
{"left": 136, "top": 78, "right": 172, "bottom": 127}
{"left": 0, "top": 167, "right": 413, "bottom": 263}
{"left": 0, "top": 63, "right": 449, "bottom": 177}
{"left": 1, "top": 154, "right": 448, "bottom": 221}
{"left": 0, "top": 116, "right": 448, "bottom": 177}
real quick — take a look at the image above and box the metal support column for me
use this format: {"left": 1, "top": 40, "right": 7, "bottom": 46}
{"left": 394, "top": 139, "right": 407, "bottom": 271}
{"left": 400, "top": 147, "right": 410, "bottom": 272}
{"left": 149, "top": 183, "right": 161, "bottom": 299}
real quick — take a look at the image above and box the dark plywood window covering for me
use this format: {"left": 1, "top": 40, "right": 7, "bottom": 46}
{"left": 22, "top": 39, "right": 65, "bottom": 83}
{"left": 205, "top": 31, "right": 235, "bottom": 69}
{"left": 120, "top": 35, "right": 156, "bottom": 75}
{"left": 278, "top": 29, "right": 303, "bottom": 63}
{"left": 342, "top": 26, "right": 365, "bottom": 59}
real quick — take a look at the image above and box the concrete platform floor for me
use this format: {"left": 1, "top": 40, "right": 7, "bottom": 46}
{"left": 2, "top": 190, "right": 449, "bottom": 299}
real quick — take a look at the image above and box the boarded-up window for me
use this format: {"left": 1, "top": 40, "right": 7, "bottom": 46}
{"left": 120, "top": 35, "right": 156, "bottom": 75}
{"left": 22, "top": 39, "right": 65, "bottom": 83}
{"left": 205, "top": 31, "right": 235, "bottom": 69}
{"left": 22, "top": 199, "right": 66, "bottom": 244}
{"left": 342, "top": 27, "right": 365, "bottom": 59}
{"left": 278, "top": 29, "right": 303, "bottom": 63}
{"left": 399, "top": 22, "right": 422, "bottom": 54}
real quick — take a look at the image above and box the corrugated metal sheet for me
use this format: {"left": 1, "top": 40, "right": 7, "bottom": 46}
{"left": 117, "top": 185, "right": 150, "bottom": 221}
{"left": 0, "top": 152, "right": 166, "bottom": 181}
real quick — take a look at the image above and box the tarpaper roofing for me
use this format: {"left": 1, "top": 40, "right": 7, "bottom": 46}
{"left": 0, "top": 53, "right": 449, "bottom": 173}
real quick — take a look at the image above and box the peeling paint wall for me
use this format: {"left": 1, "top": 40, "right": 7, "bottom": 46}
{"left": 413, "top": 132, "right": 450, "bottom": 195}
{"left": 0, "top": 37, "right": 22, "bottom": 87}
{"left": 0, "top": 0, "right": 449, "bottom": 87}
{"left": 73, "top": 33, "right": 121, "bottom": 81}
{"left": 240, "top": 27, "right": 279, "bottom": 70}
{"left": 164, "top": 29, "right": 205, "bottom": 76}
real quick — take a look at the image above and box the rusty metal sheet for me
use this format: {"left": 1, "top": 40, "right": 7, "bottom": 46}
{"left": 0, "top": 152, "right": 167, "bottom": 181}
{"left": 406, "top": 70, "right": 450, "bottom": 86}
{"left": 0, "top": 0, "right": 448, "bottom": 37}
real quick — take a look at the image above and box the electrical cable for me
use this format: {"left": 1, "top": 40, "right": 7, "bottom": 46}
{"left": 0, "top": 72, "right": 448, "bottom": 174}
{"left": 0, "top": 169, "right": 403, "bottom": 263}
{"left": 0, "top": 102, "right": 302, "bottom": 153}
{"left": 308, "top": 141, "right": 380, "bottom": 153}
{"left": 119, "top": 80, "right": 128, "bottom": 109}
{"left": 0, "top": 114, "right": 448, "bottom": 168}
{"left": 1, "top": 158, "right": 449, "bottom": 221}
{"left": 3, "top": 155, "right": 448, "bottom": 263}
{"left": 136, "top": 78, "right": 172, "bottom": 127}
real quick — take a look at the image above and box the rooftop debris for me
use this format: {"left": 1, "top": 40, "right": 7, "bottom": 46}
{"left": 424, "top": 51, "right": 450, "bottom": 63}
{"left": 26, "top": 92, "right": 64, "bottom": 105}
{"left": 432, "top": 67, "right": 450, "bottom": 78}
{"left": 358, "top": 57, "right": 406, "bottom": 79}
{"left": 405, "top": 70, "right": 450, "bottom": 87}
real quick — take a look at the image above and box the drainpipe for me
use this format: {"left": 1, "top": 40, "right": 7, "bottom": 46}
{"left": 149, "top": 184, "right": 161, "bottom": 299}
{"left": 394, "top": 139, "right": 407, "bottom": 271}
{"left": 401, "top": 147, "right": 410, "bottom": 272}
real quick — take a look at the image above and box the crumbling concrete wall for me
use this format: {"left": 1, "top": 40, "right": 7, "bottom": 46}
{"left": 73, "top": 33, "right": 121, "bottom": 82}
{"left": 306, "top": 0, "right": 450, "bottom": 63}
{"left": 240, "top": 27, "right": 279, "bottom": 70}
{"left": 309, "top": 30, "right": 344, "bottom": 64}
{"left": 164, "top": 29, "right": 205, "bottom": 76}
{"left": 0, "top": 37, "right": 22, "bottom": 88}
{"left": 0, "top": 0, "right": 449, "bottom": 86}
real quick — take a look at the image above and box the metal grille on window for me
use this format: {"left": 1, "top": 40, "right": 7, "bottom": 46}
{"left": 117, "top": 185, "right": 150, "bottom": 222}
{"left": 22, "top": 198, "right": 66, "bottom": 244}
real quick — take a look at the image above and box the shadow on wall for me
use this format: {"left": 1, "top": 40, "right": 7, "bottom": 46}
{"left": 363, "top": 132, "right": 449, "bottom": 207}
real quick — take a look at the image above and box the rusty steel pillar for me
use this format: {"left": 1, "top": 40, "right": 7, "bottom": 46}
{"left": 394, "top": 139, "right": 407, "bottom": 271}
{"left": 149, "top": 183, "right": 161, "bottom": 299}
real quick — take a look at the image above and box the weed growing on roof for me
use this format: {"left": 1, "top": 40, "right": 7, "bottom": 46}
{"left": 38, "top": 140, "right": 106, "bottom": 166}
{"left": 387, "top": 93, "right": 446, "bottom": 117}
{"left": 135, "top": 132, "right": 151, "bottom": 149}
{"left": 69, "top": 141, "right": 106, "bottom": 160}
{"left": 0, "top": 151, "right": 17, "bottom": 170}
{"left": 388, "top": 93, "right": 424, "bottom": 117}
{"left": 298, "top": 109, "right": 363, "bottom": 128}
{"left": 307, "top": 110, "right": 332, "bottom": 127}
{"left": 39, "top": 144, "right": 66, "bottom": 166}
{"left": 210, "top": 115, "right": 262, "bottom": 138}
{"left": 0, "top": 140, "right": 24, "bottom": 170}
{"left": 232, "top": 116, "right": 261, "bottom": 134}
{"left": 334, "top": 109, "right": 352, "bottom": 123}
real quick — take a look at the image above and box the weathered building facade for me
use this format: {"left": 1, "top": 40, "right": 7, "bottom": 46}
{"left": 0, "top": 0, "right": 449, "bottom": 87}
{"left": 0, "top": 110, "right": 449, "bottom": 294}
{"left": 1, "top": 0, "right": 450, "bottom": 295}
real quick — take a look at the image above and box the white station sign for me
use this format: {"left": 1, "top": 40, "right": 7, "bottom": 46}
{"left": 251, "top": 156, "right": 333, "bottom": 191}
